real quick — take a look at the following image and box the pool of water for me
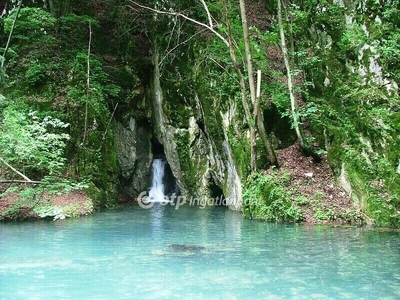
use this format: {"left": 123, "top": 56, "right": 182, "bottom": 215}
{"left": 1, "top": 205, "right": 399, "bottom": 299}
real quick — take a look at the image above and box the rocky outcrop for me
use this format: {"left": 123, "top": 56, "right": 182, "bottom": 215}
{"left": 150, "top": 46, "right": 187, "bottom": 196}
{"left": 304, "top": 1, "right": 400, "bottom": 226}
{"left": 114, "top": 120, "right": 136, "bottom": 181}
{"left": 220, "top": 110, "right": 243, "bottom": 210}
{"left": 148, "top": 44, "right": 243, "bottom": 209}
{"left": 114, "top": 118, "right": 152, "bottom": 197}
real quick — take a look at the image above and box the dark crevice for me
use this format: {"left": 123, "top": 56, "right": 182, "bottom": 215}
{"left": 163, "top": 160, "right": 180, "bottom": 196}
{"left": 208, "top": 177, "right": 226, "bottom": 206}
{"left": 197, "top": 119, "right": 205, "bottom": 133}
{"left": 263, "top": 103, "right": 297, "bottom": 149}
{"left": 152, "top": 137, "right": 165, "bottom": 158}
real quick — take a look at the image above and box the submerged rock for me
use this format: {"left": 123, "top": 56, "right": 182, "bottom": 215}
{"left": 168, "top": 244, "right": 206, "bottom": 253}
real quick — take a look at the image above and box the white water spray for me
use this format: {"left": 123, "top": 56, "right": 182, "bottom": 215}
{"left": 148, "top": 159, "right": 168, "bottom": 203}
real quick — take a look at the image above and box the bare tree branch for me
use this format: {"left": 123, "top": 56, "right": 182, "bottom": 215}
{"left": 159, "top": 13, "right": 182, "bottom": 67}
{"left": 1, "top": 0, "right": 22, "bottom": 69}
{"left": 129, "top": 1, "right": 229, "bottom": 47}
{"left": 159, "top": 29, "right": 204, "bottom": 67}
{"left": 199, "top": 0, "right": 213, "bottom": 28}
{"left": 208, "top": 57, "right": 239, "bottom": 84}
{"left": 98, "top": 102, "right": 119, "bottom": 151}
{"left": 82, "top": 21, "right": 92, "bottom": 156}
{"left": 0, "top": 157, "right": 33, "bottom": 182}
{"left": 0, "top": 180, "right": 42, "bottom": 184}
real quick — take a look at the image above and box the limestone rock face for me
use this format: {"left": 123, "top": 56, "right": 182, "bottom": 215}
{"left": 112, "top": 44, "right": 246, "bottom": 209}
{"left": 132, "top": 124, "right": 152, "bottom": 195}
{"left": 114, "top": 121, "right": 136, "bottom": 180}
{"left": 220, "top": 110, "right": 242, "bottom": 211}
{"left": 150, "top": 49, "right": 186, "bottom": 196}
{"left": 149, "top": 47, "right": 241, "bottom": 208}
{"left": 114, "top": 118, "right": 152, "bottom": 197}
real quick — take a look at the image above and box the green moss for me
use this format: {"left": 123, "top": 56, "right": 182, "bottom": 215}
{"left": 338, "top": 157, "right": 400, "bottom": 227}
{"left": 227, "top": 127, "right": 251, "bottom": 179}
{"left": 295, "top": 196, "right": 310, "bottom": 206}
{"left": 174, "top": 130, "right": 197, "bottom": 194}
{"left": 243, "top": 172, "right": 303, "bottom": 222}
{"left": 165, "top": 97, "right": 192, "bottom": 129}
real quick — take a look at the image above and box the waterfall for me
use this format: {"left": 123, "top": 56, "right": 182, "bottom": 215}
{"left": 148, "top": 159, "right": 168, "bottom": 202}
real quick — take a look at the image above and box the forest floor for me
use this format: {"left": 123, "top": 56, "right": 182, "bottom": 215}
{"left": 0, "top": 188, "right": 92, "bottom": 220}
{"left": 269, "top": 142, "right": 363, "bottom": 225}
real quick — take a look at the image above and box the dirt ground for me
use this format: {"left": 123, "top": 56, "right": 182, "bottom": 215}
{"left": 0, "top": 188, "right": 92, "bottom": 220}
{"left": 268, "top": 142, "right": 362, "bottom": 224}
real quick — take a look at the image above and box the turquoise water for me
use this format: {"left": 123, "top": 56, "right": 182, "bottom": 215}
{"left": 1, "top": 205, "right": 399, "bottom": 299}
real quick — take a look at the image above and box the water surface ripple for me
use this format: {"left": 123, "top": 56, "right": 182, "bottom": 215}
{"left": 1, "top": 205, "right": 399, "bottom": 299}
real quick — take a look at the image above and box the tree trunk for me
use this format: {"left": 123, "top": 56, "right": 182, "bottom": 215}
{"left": 0, "top": 157, "right": 33, "bottom": 182}
{"left": 0, "top": 180, "right": 42, "bottom": 184}
{"left": 1, "top": 0, "right": 22, "bottom": 69}
{"left": 238, "top": 0, "right": 258, "bottom": 172}
{"left": 239, "top": 0, "right": 278, "bottom": 168}
{"left": 257, "top": 107, "right": 278, "bottom": 167}
{"left": 239, "top": 0, "right": 257, "bottom": 105}
{"left": 277, "top": 0, "right": 304, "bottom": 147}
{"left": 81, "top": 22, "right": 92, "bottom": 156}
{"left": 277, "top": 0, "right": 320, "bottom": 161}
{"left": 222, "top": 0, "right": 256, "bottom": 172}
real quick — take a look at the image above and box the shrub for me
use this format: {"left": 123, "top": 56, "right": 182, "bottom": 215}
{"left": 243, "top": 172, "right": 303, "bottom": 222}
{"left": 0, "top": 104, "right": 70, "bottom": 178}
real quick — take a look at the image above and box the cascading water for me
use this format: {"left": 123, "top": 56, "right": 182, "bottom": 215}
{"left": 148, "top": 159, "right": 168, "bottom": 202}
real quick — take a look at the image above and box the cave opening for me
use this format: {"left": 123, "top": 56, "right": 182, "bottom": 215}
{"left": 263, "top": 103, "right": 297, "bottom": 148}
{"left": 208, "top": 177, "right": 226, "bottom": 207}
{"left": 152, "top": 137, "right": 165, "bottom": 158}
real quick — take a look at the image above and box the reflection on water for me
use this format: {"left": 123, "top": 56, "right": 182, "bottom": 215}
{"left": 0, "top": 205, "right": 399, "bottom": 299}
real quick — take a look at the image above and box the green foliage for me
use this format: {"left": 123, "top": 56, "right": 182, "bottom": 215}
{"left": 314, "top": 208, "right": 335, "bottom": 221}
{"left": 0, "top": 104, "right": 69, "bottom": 177}
{"left": 63, "top": 204, "right": 82, "bottom": 218}
{"left": 0, "top": 57, "right": 7, "bottom": 88}
{"left": 4, "top": 7, "right": 56, "bottom": 38}
{"left": 34, "top": 203, "right": 88, "bottom": 220}
{"left": 295, "top": 196, "right": 309, "bottom": 206}
{"left": 40, "top": 176, "right": 89, "bottom": 195}
{"left": 243, "top": 172, "right": 303, "bottom": 222}
{"left": 0, "top": 179, "right": 92, "bottom": 221}
{"left": 228, "top": 128, "right": 251, "bottom": 179}
{"left": 1, "top": 0, "right": 398, "bottom": 228}
{"left": 1, "top": 7, "right": 119, "bottom": 210}
{"left": 33, "top": 205, "right": 65, "bottom": 220}
{"left": 337, "top": 209, "right": 361, "bottom": 223}
{"left": 286, "top": 0, "right": 400, "bottom": 227}
{"left": 0, "top": 187, "right": 46, "bottom": 220}
{"left": 174, "top": 129, "right": 197, "bottom": 193}
{"left": 25, "top": 61, "right": 47, "bottom": 86}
